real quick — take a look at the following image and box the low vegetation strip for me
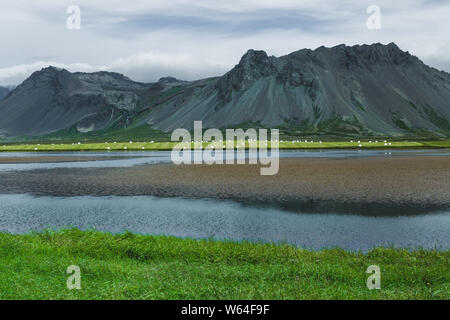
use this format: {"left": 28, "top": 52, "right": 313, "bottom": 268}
{"left": 0, "top": 140, "right": 449, "bottom": 152}
{"left": 0, "top": 229, "right": 448, "bottom": 299}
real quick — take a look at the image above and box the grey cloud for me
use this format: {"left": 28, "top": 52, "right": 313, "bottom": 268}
{"left": 0, "top": 0, "right": 449, "bottom": 85}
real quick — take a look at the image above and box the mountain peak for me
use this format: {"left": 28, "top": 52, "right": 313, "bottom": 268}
{"left": 312, "top": 42, "right": 402, "bottom": 53}
{"left": 27, "top": 66, "right": 69, "bottom": 81}
{"left": 158, "top": 76, "right": 182, "bottom": 84}
{"left": 21, "top": 66, "right": 74, "bottom": 90}
{"left": 387, "top": 42, "right": 400, "bottom": 49}
{"left": 307, "top": 42, "right": 417, "bottom": 68}
{"left": 40, "top": 66, "right": 64, "bottom": 73}
{"left": 215, "top": 49, "right": 277, "bottom": 99}
{"left": 238, "top": 49, "right": 272, "bottom": 69}
{"left": 240, "top": 49, "right": 268, "bottom": 60}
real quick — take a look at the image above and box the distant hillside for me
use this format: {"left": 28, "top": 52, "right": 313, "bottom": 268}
{"left": 0, "top": 67, "right": 153, "bottom": 137}
{"left": 0, "top": 86, "right": 13, "bottom": 101}
{"left": 1, "top": 43, "right": 449, "bottom": 139}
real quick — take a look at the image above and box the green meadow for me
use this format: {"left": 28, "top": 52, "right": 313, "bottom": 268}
{"left": 0, "top": 229, "right": 448, "bottom": 300}
{"left": 1, "top": 140, "right": 449, "bottom": 152}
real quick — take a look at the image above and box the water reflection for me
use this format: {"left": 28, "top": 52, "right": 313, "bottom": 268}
{"left": 0, "top": 194, "right": 448, "bottom": 252}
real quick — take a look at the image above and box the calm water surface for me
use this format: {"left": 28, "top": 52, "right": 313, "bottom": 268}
{"left": 0, "top": 194, "right": 448, "bottom": 252}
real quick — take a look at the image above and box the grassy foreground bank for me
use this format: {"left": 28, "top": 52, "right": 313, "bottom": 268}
{"left": 0, "top": 229, "right": 448, "bottom": 300}
{"left": 0, "top": 140, "right": 449, "bottom": 152}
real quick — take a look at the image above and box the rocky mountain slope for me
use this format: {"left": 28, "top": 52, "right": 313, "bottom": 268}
{"left": 0, "top": 86, "right": 12, "bottom": 101}
{"left": 0, "top": 67, "right": 152, "bottom": 136}
{"left": 1, "top": 43, "right": 449, "bottom": 138}
{"left": 145, "top": 43, "right": 450, "bottom": 136}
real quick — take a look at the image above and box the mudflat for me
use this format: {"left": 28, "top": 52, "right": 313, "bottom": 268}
{"left": 0, "top": 156, "right": 449, "bottom": 214}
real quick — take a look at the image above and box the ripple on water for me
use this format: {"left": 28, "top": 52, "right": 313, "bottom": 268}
{"left": 0, "top": 194, "right": 448, "bottom": 252}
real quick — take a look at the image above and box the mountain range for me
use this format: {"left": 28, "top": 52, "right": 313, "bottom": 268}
{"left": 0, "top": 42, "right": 449, "bottom": 139}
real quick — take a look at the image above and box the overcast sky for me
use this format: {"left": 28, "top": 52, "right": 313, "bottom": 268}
{"left": 1, "top": 0, "right": 449, "bottom": 85}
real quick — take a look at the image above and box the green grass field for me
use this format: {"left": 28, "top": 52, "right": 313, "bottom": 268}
{"left": 0, "top": 229, "right": 448, "bottom": 300}
{"left": 1, "top": 140, "right": 449, "bottom": 152}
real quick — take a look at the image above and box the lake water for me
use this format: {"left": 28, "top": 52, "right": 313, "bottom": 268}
{"left": 0, "top": 149, "right": 449, "bottom": 251}
{"left": 1, "top": 149, "right": 449, "bottom": 171}
{"left": 0, "top": 194, "right": 448, "bottom": 252}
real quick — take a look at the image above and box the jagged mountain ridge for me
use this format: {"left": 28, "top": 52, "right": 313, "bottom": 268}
{"left": 0, "top": 42, "right": 449, "bottom": 138}
{"left": 145, "top": 42, "right": 450, "bottom": 136}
